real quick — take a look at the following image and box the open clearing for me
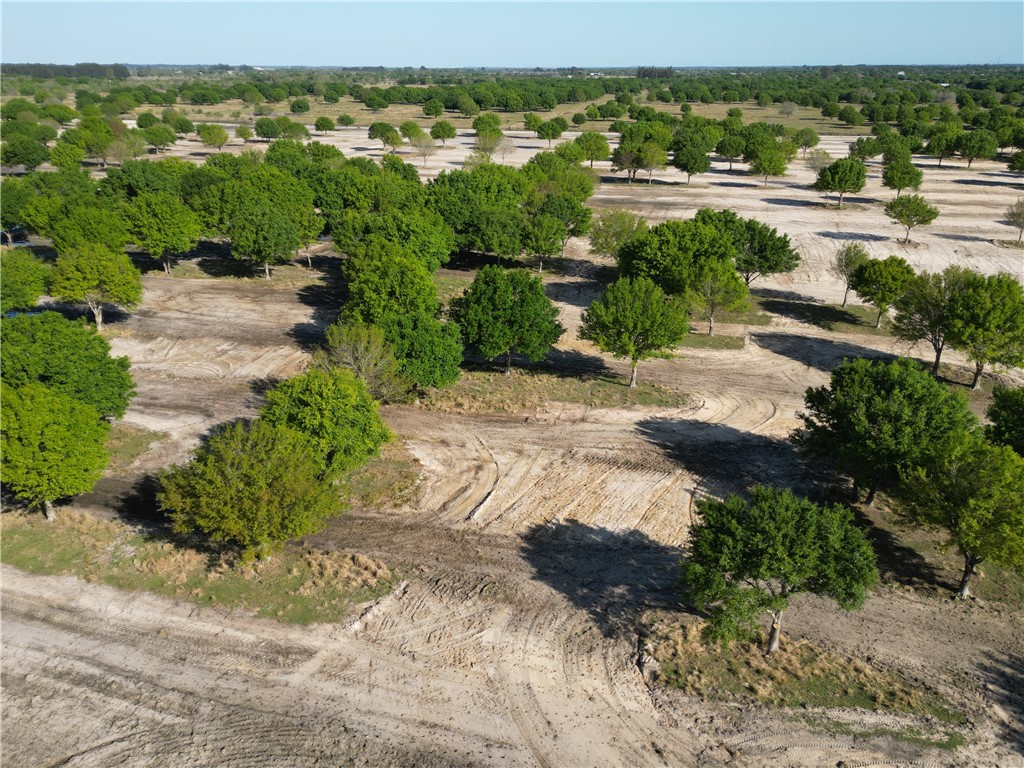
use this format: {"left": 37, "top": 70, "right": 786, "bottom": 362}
{"left": 3, "top": 133, "right": 1024, "bottom": 767}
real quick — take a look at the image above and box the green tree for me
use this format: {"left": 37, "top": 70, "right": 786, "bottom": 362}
{"left": 795, "top": 357, "right": 978, "bottom": 503}
{"left": 749, "top": 145, "right": 788, "bottom": 186}
{"left": 947, "top": 272, "right": 1024, "bottom": 390}
{"left": 368, "top": 122, "right": 401, "bottom": 152}
{"left": 681, "top": 486, "right": 877, "bottom": 654}
{"left": 957, "top": 129, "right": 998, "bottom": 168}
{"left": 340, "top": 240, "right": 440, "bottom": 325}
{"left": 159, "top": 420, "right": 345, "bottom": 560}
{"left": 0, "top": 311, "right": 134, "bottom": 418}
{"left": 235, "top": 124, "right": 253, "bottom": 143}
{"left": 712, "top": 213, "right": 800, "bottom": 286}
{"left": 588, "top": 209, "right": 648, "bottom": 259}
{"left": 537, "top": 120, "right": 565, "bottom": 147}
{"left": 450, "top": 266, "right": 563, "bottom": 374}
{"left": 579, "top": 277, "right": 687, "bottom": 387}
{"left": 526, "top": 213, "right": 565, "bottom": 273}
{"left": 892, "top": 266, "right": 976, "bottom": 375}
{"left": 574, "top": 131, "right": 610, "bottom": 167}
{"left": 671, "top": 143, "right": 711, "bottom": 184}
{"left": 336, "top": 114, "right": 355, "bottom": 127}
{"left": 1, "top": 135, "right": 50, "bottom": 170}
{"left": 523, "top": 113, "right": 543, "bottom": 135}
{"left": 716, "top": 134, "right": 745, "bottom": 171}
{"left": 381, "top": 310, "right": 463, "bottom": 389}
{"left": 884, "top": 194, "right": 939, "bottom": 243}
{"left": 48, "top": 141, "right": 86, "bottom": 171}
{"left": 290, "top": 98, "right": 311, "bottom": 114}
{"left": 312, "top": 320, "right": 413, "bottom": 404}
{"left": 881, "top": 156, "right": 923, "bottom": 198}
{"left": 314, "top": 116, "right": 334, "bottom": 135}
{"left": 40, "top": 202, "right": 130, "bottom": 256}
{"left": 813, "top": 157, "right": 866, "bottom": 208}
{"left": 986, "top": 385, "right": 1024, "bottom": 456}
{"left": 0, "top": 248, "right": 49, "bottom": 313}
{"left": 1004, "top": 197, "right": 1024, "bottom": 245}
{"left": 364, "top": 94, "right": 389, "bottom": 113}
{"left": 143, "top": 123, "right": 176, "bottom": 152}
{"left": 196, "top": 123, "right": 229, "bottom": 149}
{"left": 793, "top": 127, "right": 819, "bottom": 157}
{"left": 829, "top": 242, "right": 869, "bottom": 307}
{"left": 618, "top": 218, "right": 737, "bottom": 297}
{"left": 0, "top": 382, "right": 110, "bottom": 522}
{"left": 851, "top": 255, "right": 915, "bottom": 327}
{"left": 689, "top": 256, "right": 748, "bottom": 335}
{"left": 228, "top": 198, "right": 300, "bottom": 279}
{"left": 400, "top": 120, "right": 426, "bottom": 141}
{"left": 838, "top": 105, "right": 866, "bottom": 127}
{"left": 925, "top": 122, "right": 962, "bottom": 167}
{"left": 49, "top": 244, "right": 143, "bottom": 332}
{"left": 261, "top": 368, "right": 391, "bottom": 475}
{"left": 898, "top": 436, "right": 1024, "bottom": 598}
{"left": 126, "top": 191, "right": 202, "bottom": 274}
{"left": 430, "top": 120, "right": 456, "bottom": 147}
{"left": 423, "top": 99, "right": 444, "bottom": 118}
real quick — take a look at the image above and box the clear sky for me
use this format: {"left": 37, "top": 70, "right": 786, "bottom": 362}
{"left": 2, "top": 2, "right": 1022, "bottom": 68}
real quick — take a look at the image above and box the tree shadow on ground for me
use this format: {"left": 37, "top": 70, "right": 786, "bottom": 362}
{"left": 291, "top": 261, "right": 345, "bottom": 350}
{"left": 817, "top": 230, "right": 889, "bottom": 242}
{"left": 762, "top": 197, "right": 812, "bottom": 208}
{"left": 935, "top": 232, "right": 992, "bottom": 243}
{"left": 715, "top": 181, "right": 760, "bottom": 189}
{"left": 752, "top": 331, "right": 895, "bottom": 372}
{"left": 635, "top": 418, "right": 811, "bottom": 502}
{"left": 519, "top": 519, "right": 685, "bottom": 638}
{"left": 459, "top": 348, "right": 612, "bottom": 380}
{"left": 544, "top": 279, "right": 603, "bottom": 309}
{"left": 442, "top": 249, "right": 520, "bottom": 272}
{"left": 952, "top": 178, "right": 1024, "bottom": 190}
{"left": 757, "top": 297, "right": 865, "bottom": 331}
{"left": 975, "top": 651, "right": 1024, "bottom": 756}
{"left": 846, "top": 504, "right": 946, "bottom": 591}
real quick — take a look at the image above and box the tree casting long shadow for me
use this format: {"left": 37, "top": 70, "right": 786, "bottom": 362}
{"left": 520, "top": 519, "right": 684, "bottom": 638}
{"left": 752, "top": 331, "right": 895, "bottom": 373}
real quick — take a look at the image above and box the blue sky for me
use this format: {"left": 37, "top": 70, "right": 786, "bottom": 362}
{"left": 2, "top": 2, "right": 1022, "bottom": 67}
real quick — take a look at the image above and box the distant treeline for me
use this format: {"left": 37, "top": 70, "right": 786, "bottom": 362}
{"left": 3, "top": 62, "right": 131, "bottom": 79}
{"left": 637, "top": 67, "right": 675, "bottom": 79}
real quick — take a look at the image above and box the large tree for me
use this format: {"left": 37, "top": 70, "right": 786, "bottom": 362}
{"left": 957, "top": 129, "right": 998, "bottom": 169}
{"left": 892, "top": 266, "right": 977, "bottom": 375}
{"left": 260, "top": 368, "right": 391, "bottom": 476}
{"left": 0, "top": 382, "right": 110, "bottom": 522}
{"left": 897, "top": 436, "right": 1024, "bottom": 599}
{"left": 986, "top": 385, "right": 1024, "bottom": 456}
{"left": 884, "top": 194, "right": 939, "bottom": 243}
{"left": 430, "top": 120, "right": 456, "bottom": 147}
{"left": 716, "top": 134, "right": 745, "bottom": 171}
{"left": 450, "top": 266, "right": 563, "bottom": 374}
{"left": 795, "top": 357, "right": 978, "bottom": 503}
{"left": 588, "top": 209, "right": 648, "bottom": 260}
{"left": 159, "top": 420, "right": 346, "bottom": 561}
{"left": 946, "top": 272, "right": 1024, "bottom": 390}
{"left": 574, "top": 131, "right": 610, "bottom": 167}
{"left": 0, "top": 248, "right": 49, "bottom": 313}
{"left": 313, "top": 320, "right": 412, "bottom": 404}
{"left": 1, "top": 311, "right": 135, "bottom": 418}
{"left": 578, "top": 277, "right": 688, "bottom": 388}
{"left": 813, "top": 157, "right": 866, "bottom": 209}
{"left": 681, "top": 486, "right": 877, "bottom": 654}
{"left": 688, "top": 256, "right": 748, "bottom": 336}
{"left": 881, "top": 156, "right": 923, "bottom": 198}
{"left": 749, "top": 144, "right": 789, "bottom": 186}
{"left": 851, "top": 255, "right": 916, "bottom": 328}
{"left": 126, "top": 191, "right": 202, "bottom": 274}
{"left": 227, "top": 199, "right": 300, "bottom": 279}
{"left": 671, "top": 143, "right": 711, "bottom": 184}
{"left": 829, "top": 242, "right": 869, "bottom": 307}
{"left": 49, "top": 244, "right": 143, "bottom": 332}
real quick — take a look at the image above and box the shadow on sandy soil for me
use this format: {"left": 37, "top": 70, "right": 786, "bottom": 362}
{"left": 752, "top": 331, "right": 895, "bottom": 372}
{"left": 756, "top": 298, "right": 867, "bottom": 331}
{"left": 520, "top": 519, "right": 684, "bottom": 637}
{"left": 976, "top": 651, "right": 1024, "bottom": 756}
{"left": 817, "top": 230, "right": 889, "bottom": 241}
{"left": 635, "top": 418, "right": 805, "bottom": 502}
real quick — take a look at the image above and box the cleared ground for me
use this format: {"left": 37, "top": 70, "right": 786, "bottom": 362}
{"left": 3, "top": 133, "right": 1024, "bottom": 767}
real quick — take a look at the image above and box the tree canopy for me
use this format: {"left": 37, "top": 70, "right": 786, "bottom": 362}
{"left": 812, "top": 157, "right": 866, "bottom": 208}
{"left": 986, "top": 385, "right": 1024, "bottom": 456}
{"left": 49, "top": 244, "right": 143, "bottom": 331}
{"left": 0, "top": 248, "right": 50, "bottom": 313}
{"left": 946, "top": 271, "right": 1024, "bottom": 389}
{"left": 884, "top": 194, "right": 939, "bottom": 243}
{"left": 851, "top": 255, "right": 916, "bottom": 327}
{"left": 892, "top": 266, "right": 977, "bottom": 375}
{"left": 126, "top": 191, "right": 202, "bottom": 273}
{"left": 579, "top": 277, "right": 688, "bottom": 387}
{"left": 681, "top": 485, "right": 877, "bottom": 653}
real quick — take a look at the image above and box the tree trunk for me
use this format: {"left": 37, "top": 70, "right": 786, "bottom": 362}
{"left": 875, "top": 307, "right": 884, "bottom": 328}
{"left": 841, "top": 284, "right": 850, "bottom": 307}
{"left": 537, "top": 257, "right": 543, "bottom": 273}
{"left": 971, "top": 361, "right": 984, "bottom": 390}
{"left": 837, "top": 191, "right": 844, "bottom": 209}
{"left": 264, "top": 262, "right": 271, "bottom": 280}
{"left": 938, "top": 156, "right": 943, "bottom": 168}
{"left": 629, "top": 363, "right": 638, "bottom": 389}
{"left": 686, "top": 173, "right": 691, "bottom": 185}
{"left": 1017, "top": 227, "right": 1022, "bottom": 245}
{"left": 708, "top": 314, "right": 714, "bottom": 336}
{"left": 92, "top": 304, "right": 104, "bottom": 333}
{"left": 967, "top": 158, "right": 973, "bottom": 169}
{"left": 590, "top": 159, "right": 594, "bottom": 168}
{"left": 897, "top": 188, "right": 902, "bottom": 198}
{"left": 505, "top": 351, "right": 512, "bottom": 377}
{"left": 956, "top": 555, "right": 980, "bottom": 598}
{"left": 763, "top": 175, "right": 768, "bottom": 187}
{"left": 305, "top": 250, "right": 312, "bottom": 269}
{"left": 766, "top": 611, "right": 782, "bottom": 654}
{"left": 728, "top": 159, "right": 733, "bottom": 171}
{"left": 163, "top": 253, "right": 171, "bottom": 275}
{"left": 43, "top": 499, "right": 55, "bottom": 523}
{"left": 931, "top": 344, "right": 944, "bottom": 376}
{"left": 865, "top": 481, "right": 878, "bottom": 506}
{"left": 904, "top": 226, "right": 912, "bottom": 243}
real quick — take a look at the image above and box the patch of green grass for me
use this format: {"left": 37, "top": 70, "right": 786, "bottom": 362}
{"left": 802, "top": 717, "right": 968, "bottom": 752}
{"left": 106, "top": 423, "right": 169, "bottom": 476}
{"left": 424, "top": 369, "right": 686, "bottom": 414}
{"left": 344, "top": 440, "right": 422, "bottom": 508}
{"left": 679, "top": 333, "right": 745, "bottom": 350}
{"left": 752, "top": 295, "right": 892, "bottom": 335}
{"left": 432, "top": 273, "right": 474, "bottom": 306}
{"left": 715, "top": 305, "right": 773, "bottom": 326}
{"left": 0, "top": 511, "right": 396, "bottom": 625}
{"left": 650, "top": 619, "right": 965, "bottom": 725}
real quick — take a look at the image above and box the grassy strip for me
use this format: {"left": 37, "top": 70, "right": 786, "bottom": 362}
{"left": 105, "top": 423, "right": 169, "bottom": 476}
{"left": 750, "top": 295, "right": 892, "bottom": 336}
{"left": 800, "top": 716, "right": 968, "bottom": 752}
{"left": 432, "top": 273, "right": 474, "bottom": 307}
{"left": 344, "top": 440, "right": 422, "bottom": 509}
{"left": 649, "top": 619, "right": 965, "bottom": 726}
{"left": 423, "top": 369, "right": 686, "bottom": 413}
{"left": 679, "top": 333, "right": 745, "bottom": 350}
{"left": 0, "top": 511, "right": 397, "bottom": 625}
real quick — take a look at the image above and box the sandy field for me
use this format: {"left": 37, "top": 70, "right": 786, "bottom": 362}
{"left": 3, "top": 130, "right": 1024, "bottom": 767}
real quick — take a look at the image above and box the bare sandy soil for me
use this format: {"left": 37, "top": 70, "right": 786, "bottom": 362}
{"left": 4, "top": 135, "right": 1024, "bottom": 767}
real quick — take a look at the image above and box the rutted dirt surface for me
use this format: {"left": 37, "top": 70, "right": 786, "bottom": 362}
{"left": 4, "top": 137, "right": 1024, "bottom": 767}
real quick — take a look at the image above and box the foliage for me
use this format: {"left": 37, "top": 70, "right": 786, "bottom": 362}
{"left": 813, "top": 157, "right": 866, "bottom": 208}
{"left": 892, "top": 266, "right": 977, "bottom": 375}
{"left": 574, "top": 131, "right": 610, "bottom": 167}
{"left": 830, "top": 242, "right": 869, "bottom": 307}
{"left": 427, "top": 164, "right": 529, "bottom": 256}
{"left": 882, "top": 156, "right": 923, "bottom": 197}
{"left": 0, "top": 382, "right": 110, "bottom": 518}
{"left": 671, "top": 143, "right": 711, "bottom": 183}
{"left": 159, "top": 420, "right": 346, "bottom": 559}
{"left": 1, "top": 134, "right": 51, "bottom": 169}
{"left": 851, "top": 255, "right": 916, "bottom": 327}
{"left": 260, "top": 369, "right": 391, "bottom": 475}
{"left": 579, "top": 277, "right": 687, "bottom": 387}
{"left": 380, "top": 310, "right": 463, "bottom": 389}
{"left": 126, "top": 191, "right": 202, "bottom": 272}
{"left": 227, "top": 198, "right": 300, "bottom": 278}
{"left": 618, "top": 218, "right": 737, "bottom": 296}
{"left": 341, "top": 240, "right": 440, "bottom": 325}
{"left": 588, "top": 208, "right": 648, "bottom": 259}
{"left": 986, "top": 385, "right": 1024, "bottom": 456}
{"left": 696, "top": 209, "right": 800, "bottom": 285}
{"left": 946, "top": 271, "right": 1024, "bottom": 389}
{"left": 312, "top": 320, "right": 413, "bottom": 404}
{"left": 681, "top": 486, "right": 877, "bottom": 653}
{"left": 0, "top": 248, "right": 49, "bottom": 313}
{"left": 897, "top": 436, "right": 1024, "bottom": 598}
{"left": 0, "top": 311, "right": 135, "bottom": 418}
{"left": 449, "top": 266, "right": 563, "bottom": 373}
{"left": 749, "top": 143, "right": 790, "bottom": 185}
{"left": 884, "top": 194, "right": 939, "bottom": 243}
{"left": 795, "top": 357, "right": 978, "bottom": 501}
{"left": 1005, "top": 197, "right": 1024, "bottom": 244}
{"left": 688, "top": 256, "right": 749, "bottom": 335}
{"left": 49, "top": 244, "right": 143, "bottom": 331}
{"left": 430, "top": 120, "right": 456, "bottom": 146}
